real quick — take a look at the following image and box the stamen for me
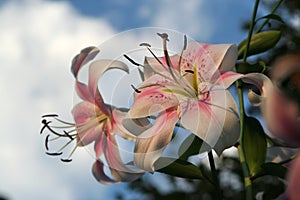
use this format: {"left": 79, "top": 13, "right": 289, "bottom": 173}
{"left": 157, "top": 32, "right": 180, "bottom": 83}
{"left": 41, "top": 120, "right": 69, "bottom": 137}
{"left": 178, "top": 35, "right": 187, "bottom": 74}
{"left": 131, "top": 84, "right": 141, "bottom": 93}
{"left": 146, "top": 47, "right": 169, "bottom": 73}
{"left": 45, "top": 134, "right": 50, "bottom": 151}
{"left": 46, "top": 152, "right": 63, "bottom": 156}
{"left": 185, "top": 70, "right": 194, "bottom": 74}
{"left": 57, "top": 139, "right": 74, "bottom": 153}
{"left": 54, "top": 118, "right": 75, "bottom": 126}
{"left": 139, "top": 43, "right": 151, "bottom": 47}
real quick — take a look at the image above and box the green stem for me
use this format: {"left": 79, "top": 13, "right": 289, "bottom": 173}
{"left": 238, "top": 1, "right": 260, "bottom": 199}
{"left": 255, "top": 0, "right": 284, "bottom": 33}
{"left": 243, "top": 0, "right": 260, "bottom": 61}
{"left": 208, "top": 151, "right": 222, "bottom": 199}
{"left": 236, "top": 81, "right": 253, "bottom": 200}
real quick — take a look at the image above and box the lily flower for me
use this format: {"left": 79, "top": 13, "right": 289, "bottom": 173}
{"left": 127, "top": 33, "right": 269, "bottom": 172}
{"left": 262, "top": 52, "right": 300, "bottom": 146}
{"left": 41, "top": 47, "right": 143, "bottom": 184}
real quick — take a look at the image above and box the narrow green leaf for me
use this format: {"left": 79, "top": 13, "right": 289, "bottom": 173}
{"left": 154, "top": 157, "right": 204, "bottom": 179}
{"left": 236, "top": 61, "right": 267, "bottom": 74}
{"left": 253, "top": 162, "right": 288, "bottom": 180}
{"left": 178, "top": 134, "right": 208, "bottom": 160}
{"left": 256, "top": 14, "right": 284, "bottom": 24}
{"left": 243, "top": 116, "right": 267, "bottom": 176}
{"left": 238, "top": 30, "right": 281, "bottom": 59}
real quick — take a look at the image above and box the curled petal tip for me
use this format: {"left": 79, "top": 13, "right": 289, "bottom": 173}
{"left": 92, "top": 160, "right": 118, "bottom": 184}
{"left": 71, "top": 46, "right": 100, "bottom": 78}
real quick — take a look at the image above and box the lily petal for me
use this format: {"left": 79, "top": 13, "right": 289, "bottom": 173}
{"left": 180, "top": 86, "right": 239, "bottom": 154}
{"left": 242, "top": 73, "right": 272, "bottom": 99}
{"left": 212, "top": 91, "right": 240, "bottom": 155}
{"left": 88, "top": 60, "right": 129, "bottom": 96}
{"left": 72, "top": 102, "right": 104, "bottom": 146}
{"left": 94, "top": 131, "right": 104, "bottom": 158}
{"left": 134, "top": 109, "right": 179, "bottom": 172}
{"left": 217, "top": 72, "right": 272, "bottom": 105}
{"left": 75, "top": 81, "right": 93, "bottom": 102}
{"left": 92, "top": 159, "right": 117, "bottom": 184}
{"left": 72, "top": 101, "right": 101, "bottom": 124}
{"left": 71, "top": 46, "right": 100, "bottom": 78}
{"left": 180, "top": 42, "right": 237, "bottom": 81}
{"left": 208, "top": 43, "right": 238, "bottom": 72}
{"left": 128, "top": 84, "right": 179, "bottom": 118}
{"left": 104, "top": 134, "right": 144, "bottom": 181}
{"left": 216, "top": 71, "right": 244, "bottom": 89}
{"left": 111, "top": 109, "right": 138, "bottom": 141}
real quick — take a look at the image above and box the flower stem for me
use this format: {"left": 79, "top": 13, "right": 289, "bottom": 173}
{"left": 255, "top": 0, "right": 284, "bottom": 33}
{"left": 236, "top": 80, "right": 253, "bottom": 200}
{"left": 238, "top": 0, "right": 260, "bottom": 199}
{"left": 208, "top": 151, "right": 222, "bottom": 199}
{"left": 243, "top": 0, "right": 260, "bottom": 61}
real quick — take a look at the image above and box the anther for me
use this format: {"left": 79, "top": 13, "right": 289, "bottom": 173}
{"left": 46, "top": 152, "right": 63, "bottom": 156}
{"left": 140, "top": 43, "right": 151, "bottom": 47}
{"left": 131, "top": 84, "right": 141, "bottom": 93}
{"left": 123, "top": 54, "right": 141, "bottom": 67}
{"left": 183, "top": 35, "right": 187, "bottom": 50}
{"left": 157, "top": 33, "right": 169, "bottom": 41}
{"left": 45, "top": 134, "right": 50, "bottom": 151}
{"left": 185, "top": 70, "right": 194, "bottom": 74}
{"left": 40, "top": 119, "right": 51, "bottom": 134}
{"left": 61, "top": 158, "right": 72, "bottom": 162}
{"left": 42, "top": 114, "right": 59, "bottom": 118}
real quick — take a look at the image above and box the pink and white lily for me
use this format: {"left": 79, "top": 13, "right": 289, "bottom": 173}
{"left": 128, "top": 35, "right": 269, "bottom": 172}
{"left": 41, "top": 47, "right": 143, "bottom": 184}
{"left": 262, "top": 53, "right": 300, "bottom": 146}
{"left": 72, "top": 47, "right": 145, "bottom": 183}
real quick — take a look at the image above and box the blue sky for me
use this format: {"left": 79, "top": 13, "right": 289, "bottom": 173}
{"left": 0, "top": 0, "right": 271, "bottom": 199}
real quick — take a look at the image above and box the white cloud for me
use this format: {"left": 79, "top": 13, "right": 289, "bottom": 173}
{"left": 150, "top": 0, "right": 214, "bottom": 40}
{"left": 0, "top": 0, "right": 119, "bottom": 199}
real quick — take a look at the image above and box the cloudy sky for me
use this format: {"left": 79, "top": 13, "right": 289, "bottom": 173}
{"left": 0, "top": 0, "right": 270, "bottom": 199}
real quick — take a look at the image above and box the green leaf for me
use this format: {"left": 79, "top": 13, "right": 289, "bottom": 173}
{"left": 154, "top": 157, "right": 204, "bottom": 179}
{"left": 238, "top": 30, "right": 281, "bottom": 59}
{"left": 236, "top": 61, "right": 267, "bottom": 74}
{"left": 253, "top": 162, "right": 288, "bottom": 180}
{"left": 243, "top": 116, "right": 267, "bottom": 176}
{"left": 178, "top": 134, "right": 209, "bottom": 160}
{"left": 256, "top": 14, "right": 284, "bottom": 24}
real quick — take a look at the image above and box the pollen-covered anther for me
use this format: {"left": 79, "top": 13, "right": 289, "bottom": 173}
{"left": 131, "top": 84, "right": 142, "bottom": 93}
{"left": 184, "top": 69, "right": 194, "bottom": 74}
